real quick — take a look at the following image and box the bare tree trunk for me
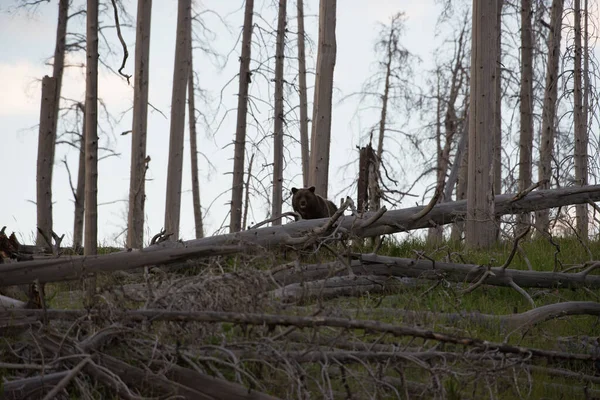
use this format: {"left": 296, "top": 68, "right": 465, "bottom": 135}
{"left": 84, "top": 0, "right": 99, "bottom": 302}
{"left": 466, "top": 0, "right": 498, "bottom": 249}
{"left": 573, "top": 0, "right": 588, "bottom": 239}
{"left": 493, "top": 0, "right": 503, "bottom": 239}
{"left": 427, "top": 74, "right": 444, "bottom": 245}
{"left": 373, "top": 25, "right": 394, "bottom": 213}
{"left": 51, "top": 0, "right": 68, "bottom": 123}
{"left": 188, "top": 16, "right": 204, "bottom": 239}
{"left": 271, "top": 0, "right": 287, "bottom": 226}
{"left": 296, "top": 0, "right": 310, "bottom": 188}
{"left": 36, "top": 76, "right": 57, "bottom": 248}
{"left": 535, "top": 0, "right": 564, "bottom": 235}
{"left": 241, "top": 153, "right": 255, "bottom": 230}
{"left": 582, "top": 0, "right": 590, "bottom": 231}
{"left": 164, "top": 0, "right": 192, "bottom": 240}
{"left": 308, "top": 0, "right": 337, "bottom": 198}
{"left": 518, "top": 0, "right": 534, "bottom": 232}
{"left": 127, "top": 0, "right": 152, "bottom": 249}
{"left": 36, "top": 0, "right": 69, "bottom": 249}
{"left": 229, "top": 0, "right": 254, "bottom": 233}
{"left": 451, "top": 133, "right": 468, "bottom": 242}
{"left": 73, "top": 104, "right": 86, "bottom": 251}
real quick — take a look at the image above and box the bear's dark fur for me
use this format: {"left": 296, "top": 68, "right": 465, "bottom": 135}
{"left": 291, "top": 186, "right": 338, "bottom": 220}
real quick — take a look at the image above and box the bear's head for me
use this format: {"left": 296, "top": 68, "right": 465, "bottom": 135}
{"left": 291, "top": 186, "right": 319, "bottom": 215}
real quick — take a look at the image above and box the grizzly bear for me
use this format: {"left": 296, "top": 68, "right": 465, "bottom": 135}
{"left": 291, "top": 186, "right": 338, "bottom": 220}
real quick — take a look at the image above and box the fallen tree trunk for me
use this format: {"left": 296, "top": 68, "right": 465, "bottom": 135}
{"left": 3, "top": 308, "right": 596, "bottom": 363}
{"left": 2, "top": 371, "right": 69, "bottom": 400}
{"left": 271, "top": 255, "right": 600, "bottom": 290}
{"left": 0, "top": 245, "right": 243, "bottom": 287}
{"left": 270, "top": 275, "right": 418, "bottom": 303}
{"left": 2, "top": 185, "right": 600, "bottom": 287}
{"left": 162, "top": 184, "right": 600, "bottom": 251}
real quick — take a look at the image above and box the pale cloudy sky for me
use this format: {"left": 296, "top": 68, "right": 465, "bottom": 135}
{"left": 0, "top": 0, "right": 442, "bottom": 246}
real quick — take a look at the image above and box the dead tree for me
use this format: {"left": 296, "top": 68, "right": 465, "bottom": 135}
{"left": 271, "top": 0, "right": 287, "bottom": 226}
{"left": 296, "top": 0, "right": 310, "bottom": 188}
{"left": 35, "top": 0, "right": 69, "bottom": 248}
{"left": 518, "top": 0, "right": 534, "bottom": 232}
{"left": 466, "top": 0, "right": 499, "bottom": 249}
{"left": 73, "top": 103, "right": 86, "bottom": 250}
{"left": 229, "top": 0, "right": 255, "bottom": 233}
{"left": 188, "top": 8, "right": 204, "bottom": 239}
{"left": 84, "top": 0, "right": 100, "bottom": 303}
{"left": 127, "top": 0, "right": 153, "bottom": 248}
{"left": 308, "top": 0, "right": 337, "bottom": 198}
{"left": 36, "top": 76, "right": 58, "bottom": 249}
{"left": 573, "top": 0, "right": 588, "bottom": 239}
{"left": 535, "top": 0, "right": 564, "bottom": 235}
{"left": 164, "top": 0, "right": 192, "bottom": 240}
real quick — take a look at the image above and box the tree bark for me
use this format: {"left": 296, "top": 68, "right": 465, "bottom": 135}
{"left": 518, "top": 0, "right": 534, "bottom": 231}
{"left": 36, "top": 76, "right": 57, "bottom": 248}
{"left": 188, "top": 16, "right": 204, "bottom": 239}
{"left": 493, "top": 0, "right": 503, "bottom": 239}
{"left": 35, "top": 0, "right": 69, "bottom": 249}
{"left": 271, "top": 0, "right": 287, "bottom": 226}
{"left": 466, "top": 0, "right": 499, "bottom": 248}
{"left": 427, "top": 74, "right": 444, "bottom": 245}
{"left": 272, "top": 255, "right": 600, "bottom": 291}
{"left": 229, "top": 0, "right": 255, "bottom": 233}
{"left": 573, "top": 0, "right": 588, "bottom": 239}
{"left": 73, "top": 104, "right": 86, "bottom": 250}
{"left": 449, "top": 108, "right": 469, "bottom": 242}
{"left": 296, "top": 0, "right": 310, "bottom": 188}
{"left": 535, "top": 0, "right": 564, "bottom": 234}
{"left": 582, "top": 0, "right": 590, "bottom": 231}
{"left": 308, "top": 0, "right": 337, "bottom": 198}
{"left": 164, "top": 0, "right": 192, "bottom": 240}
{"left": 127, "top": 0, "right": 153, "bottom": 248}
{"left": 84, "top": 0, "right": 100, "bottom": 303}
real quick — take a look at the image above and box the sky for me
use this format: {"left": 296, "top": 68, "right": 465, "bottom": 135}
{"left": 0, "top": 0, "right": 446, "bottom": 246}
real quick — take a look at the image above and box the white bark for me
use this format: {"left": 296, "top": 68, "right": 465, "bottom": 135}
{"left": 36, "top": 76, "right": 57, "bottom": 248}
{"left": 271, "top": 0, "right": 287, "bottom": 226}
{"left": 84, "top": 0, "right": 99, "bottom": 256}
{"left": 84, "top": 0, "right": 100, "bottom": 302}
{"left": 127, "top": 0, "right": 153, "bottom": 248}
{"left": 573, "top": 0, "right": 588, "bottom": 239}
{"left": 296, "top": 0, "right": 310, "bottom": 188}
{"left": 466, "top": 0, "right": 499, "bottom": 248}
{"left": 535, "top": 0, "right": 564, "bottom": 234}
{"left": 308, "top": 0, "right": 336, "bottom": 198}
{"left": 164, "top": 0, "right": 192, "bottom": 240}
{"left": 518, "top": 0, "right": 534, "bottom": 230}
{"left": 229, "top": 0, "right": 254, "bottom": 233}
{"left": 188, "top": 24, "right": 204, "bottom": 239}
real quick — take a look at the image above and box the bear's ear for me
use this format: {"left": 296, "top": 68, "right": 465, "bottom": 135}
{"left": 291, "top": 187, "right": 298, "bottom": 194}
{"left": 308, "top": 186, "right": 316, "bottom": 193}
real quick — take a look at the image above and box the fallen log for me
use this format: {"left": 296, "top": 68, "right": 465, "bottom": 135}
{"left": 2, "top": 371, "right": 68, "bottom": 400}
{"left": 160, "top": 184, "right": 600, "bottom": 251}
{"left": 0, "top": 245, "right": 243, "bottom": 287}
{"left": 270, "top": 275, "right": 417, "bottom": 303}
{"left": 2, "top": 185, "right": 600, "bottom": 288}
{"left": 1, "top": 308, "right": 598, "bottom": 363}
{"left": 271, "top": 255, "right": 600, "bottom": 290}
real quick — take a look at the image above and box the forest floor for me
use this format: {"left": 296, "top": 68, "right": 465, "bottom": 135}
{"left": 2, "top": 235, "right": 600, "bottom": 399}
